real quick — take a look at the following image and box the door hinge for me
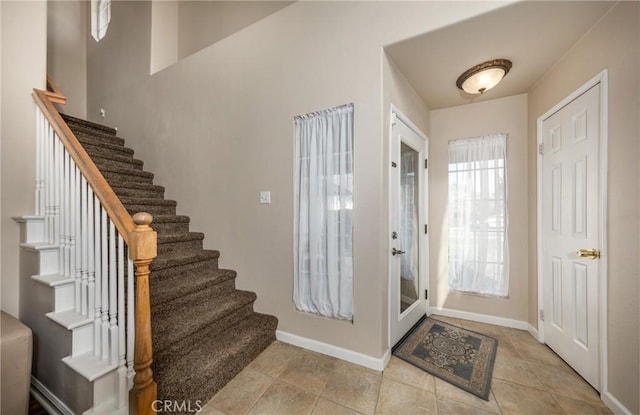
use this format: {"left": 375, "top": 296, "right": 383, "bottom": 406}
{"left": 539, "top": 309, "right": 545, "bottom": 321}
{"left": 425, "top": 289, "right": 428, "bottom": 300}
{"left": 538, "top": 143, "right": 544, "bottom": 155}
{"left": 424, "top": 224, "right": 428, "bottom": 234}
{"left": 391, "top": 161, "right": 397, "bottom": 168}
{"left": 391, "top": 112, "right": 397, "bottom": 127}
{"left": 424, "top": 158, "right": 428, "bottom": 169}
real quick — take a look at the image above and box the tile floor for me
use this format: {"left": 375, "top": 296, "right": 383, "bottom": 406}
{"left": 199, "top": 316, "right": 612, "bottom": 415}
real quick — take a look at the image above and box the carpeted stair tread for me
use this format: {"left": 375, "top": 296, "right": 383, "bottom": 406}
{"left": 97, "top": 165, "right": 154, "bottom": 179}
{"left": 157, "top": 231, "right": 204, "bottom": 244}
{"left": 92, "top": 154, "right": 144, "bottom": 171}
{"left": 120, "top": 197, "right": 176, "bottom": 206}
{"left": 151, "top": 249, "right": 220, "bottom": 272}
{"left": 112, "top": 184, "right": 165, "bottom": 199}
{"left": 72, "top": 129, "right": 125, "bottom": 147}
{"left": 102, "top": 171, "right": 154, "bottom": 185}
{"left": 151, "top": 268, "right": 236, "bottom": 309}
{"left": 154, "top": 313, "right": 277, "bottom": 403}
{"left": 152, "top": 290, "right": 257, "bottom": 354}
{"left": 150, "top": 215, "right": 190, "bottom": 234}
{"left": 61, "top": 113, "right": 118, "bottom": 136}
{"left": 156, "top": 232, "right": 204, "bottom": 254}
{"left": 81, "top": 140, "right": 134, "bottom": 157}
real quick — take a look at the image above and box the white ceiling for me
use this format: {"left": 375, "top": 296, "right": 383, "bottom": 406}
{"left": 385, "top": 1, "right": 614, "bottom": 110}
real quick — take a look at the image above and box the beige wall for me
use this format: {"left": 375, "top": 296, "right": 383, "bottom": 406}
{"left": 429, "top": 94, "right": 529, "bottom": 322}
{"left": 86, "top": 1, "right": 504, "bottom": 359}
{"left": 47, "top": 0, "right": 87, "bottom": 118}
{"left": 527, "top": 3, "right": 639, "bottom": 412}
{"left": 1, "top": 1, "right": 47, "bottom": 317}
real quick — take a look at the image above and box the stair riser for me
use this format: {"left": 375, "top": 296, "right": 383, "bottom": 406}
{"left": 112, "top": 186, "right": 164, "bottom": 199}
{"left": 84, "top": 146, "right": 135, "bottom": 162}
{"left": 74, "top": 131, "right": 125, "bottom": 147}
{"left": 63, "top": 117, "right": 117, "bottom": 136}
{"left": 94, "top": 157, "right": 143, "bottom": 171}
{"left": 82, "top": 142, "right": 133, "bottom": 157}
{"left": 153, "top": 303, "right": 255, "bottom": 360}
{"left": 151, "top": 221, "right": 189, "bottom": 234}
{"left": 157, "top": 239, "right": 203, "bottom": 255}
{"left": 102, "top": 171, "right": 154, "bottom": 185}
{"left": 151, "top": 278, "right": 236, "bottom": 315}
{"left": 151, "top": 259, "right": 218, "bottom": 278}
{"left": 125, "top": 204, "right": 176, "bottom": 216}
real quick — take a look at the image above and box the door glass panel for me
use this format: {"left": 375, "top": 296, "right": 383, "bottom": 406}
{"left": 400, "top": 143, "right": 420, "bottom": 313}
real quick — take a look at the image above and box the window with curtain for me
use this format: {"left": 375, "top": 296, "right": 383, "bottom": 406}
{"left": 91, "top": 0, "right": 111, "bottom": 42}
{"left": 448, "top": 133, "right": 509, "bottom": 297}
{"left": 294, "top": 104, "right": 354, "bottom": 320}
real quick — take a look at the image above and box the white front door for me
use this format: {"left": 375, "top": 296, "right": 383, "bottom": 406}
{"left": 541, "top": 83, "right": 601, "bottom": 389}
{"left": 389, "top": 110, "right": 428, "bottom": 347}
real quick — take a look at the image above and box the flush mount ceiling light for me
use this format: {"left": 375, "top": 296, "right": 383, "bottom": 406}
{"left": 456, "top": 59, "right": 512, "bottom": 95}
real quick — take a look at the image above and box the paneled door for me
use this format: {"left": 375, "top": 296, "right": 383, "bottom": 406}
{"left": 389, "top": 110, "right": 428, "bottom": 347}
{"left": 541, "top": 83, "right": 601, "bottom": 389}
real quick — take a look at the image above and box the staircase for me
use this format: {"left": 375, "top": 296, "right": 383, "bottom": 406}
{"left": 60, "top": 113, "right": 278, "bottom": 409}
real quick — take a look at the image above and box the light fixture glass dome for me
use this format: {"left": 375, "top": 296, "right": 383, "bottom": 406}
{"left": 457, "top": 59, "right": 512, "bottom": 95}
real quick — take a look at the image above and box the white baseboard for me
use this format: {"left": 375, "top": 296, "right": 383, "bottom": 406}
{"left": 31, "top": 376, "right": 75, "bottom": 415}
{"left": 429, "top": 307, "right": 529, "bottom": 330}
{"left": 276, "top": 330, "right": 390, "bottom": 371}
{"left": 527, "top": 323, "right": 540, "bottom": 341}
{"left": 602, "top": 391, "right": 634, "bottom": 415}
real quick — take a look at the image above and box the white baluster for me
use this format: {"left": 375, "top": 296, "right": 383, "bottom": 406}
{"left": 75, "top": 165, "right": 82, "bottom": 313}
{"left": 45, "top": 124, "right": 54, "bottom": 243}
{"left": 54, "top": 137, "right": 61, "bottom": 266}
{"left": 127, "top": 257, "right": 135, "bottom": 387}
{"left": 35, "top": 109, "right": 43, "bottom": 216}
{"left": 101, "top": 207, "right": 110, "bottom": 362}
{"left": 87, "top": 186, "right": 95, "bottom": 321}
{"left": 81, "top": 175, "right": 89, "bottom": 316}
{"left": 62, "top": 149, "right": 71, "bottom": 277}
{"left": 94, "top": 195, "right": 102, "bottom": 357}
{"left": 109, "top": 220, "right": 118, "bottom": 365}
{"left": 117, "top": 234, "right": 127, "bottom": 408}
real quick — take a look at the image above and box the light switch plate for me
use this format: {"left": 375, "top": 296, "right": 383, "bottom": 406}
{"left": 259, "top": 191, "right": 271, "bottom": 204}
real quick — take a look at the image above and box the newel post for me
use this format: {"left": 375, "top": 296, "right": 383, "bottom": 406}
{"left": 130, "top": 212, "right": 158, "bottom": 415}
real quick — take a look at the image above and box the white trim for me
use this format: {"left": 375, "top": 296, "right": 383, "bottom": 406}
{"left": 429, "top": 307, "right": 529, "bottom": 330}
{"left": 527, "top": 323, "right": 539, "bottom": 340}
{"left": 276, "top": 330, "right": 390, "bottom": 371}
{"left": 31, "top": 376, "right": 75, "bottom": 415}
{"left": 602, "top": 391, "right": 634, "bottom": 415}
{"left": 536, "top": 70, "right": 608, "bottom": 394}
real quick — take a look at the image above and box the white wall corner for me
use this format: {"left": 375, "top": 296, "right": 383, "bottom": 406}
{"left": 31, "top": 377, "right": 75, "bottom": 415}
{"left": 527, "top": 323, "right": 539, "bottom": 341}
{"left": 602, "top": 391, "right": 634, "bottom": 415}
{"left": 276, "top": 330, "right": 390, "bottom": 372}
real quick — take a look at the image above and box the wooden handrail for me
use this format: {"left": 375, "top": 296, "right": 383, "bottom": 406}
{"left": 32, "top": 89, "right": 135, "bottom": 242}
{"left": 32, "top": 86, "right": 158, "bottom": 414}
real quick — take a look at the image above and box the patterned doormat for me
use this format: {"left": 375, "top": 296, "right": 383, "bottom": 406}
{"left": 392, "top": 317, "right": 497, "bottom": 400}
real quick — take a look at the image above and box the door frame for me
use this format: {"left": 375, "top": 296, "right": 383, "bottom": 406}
{"left": 387, "top": 105, "right": 430, "bottom": 348}
{"left": 536, "top": 70, "right": 608, "bottom": 392}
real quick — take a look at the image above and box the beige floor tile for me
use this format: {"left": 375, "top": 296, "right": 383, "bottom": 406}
{"left": 248, "top": 341, "right": 303, "bottom": 377}
{"left": 495, "top": 337, "right": 524, "bottom": 361}
{"left": 459, "top": 319, "right": 507, "bottom": 339}
{"left": 375, "top": 377, "right": 437, "bottom": 415}
{"left": 198, "top": 404, "right": 228, "bottom": 415}
{"left": 436, "top": 396, "right": 500, "bottom": 415}
{"left": 509, "top": 336, "right": 568, "bottom": 368}
{"left": 433, "top": 378, "right": 500, "bottom": 413}
{"left": 321, "top": 360, "right": 382, "bottom": 415}
{"left": 529, "top": 362, "right": 602, "bottom": 405}
{"left": 552, "top": 394, "right": 612, "bottom": 415}
{"left": 382, "top": 357, "right": 435, "bottom": 392}
{"left": 278, "top": 350, "right": 336, "bottom": 394}
{"left": 311, "top": 398, "right": 363, "bottom": 415}
{"left": 209, "top": 368, "right": 274, "bottom": 415}
{"left": 492, "top": 355, "right": 541, "bottom": 389}
{"left": 248, "top": 380, "right": 318, "bottom": 415}
{"left": 492, "top": 378, "right": 563, "bottom": 415}
{"left": 429, "top": 315, "right": 463, "bottom": 326}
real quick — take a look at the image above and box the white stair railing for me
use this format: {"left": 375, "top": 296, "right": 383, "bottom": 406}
{"left": 33, "top": 85, "right": 157, "bottom": 415}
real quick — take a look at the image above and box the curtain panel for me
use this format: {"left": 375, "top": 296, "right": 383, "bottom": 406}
{"left": 448, "top": 133, "right": 509, "bottom": 297}
{"left": 294, "top": 104, "right": 354, "bottom": 320}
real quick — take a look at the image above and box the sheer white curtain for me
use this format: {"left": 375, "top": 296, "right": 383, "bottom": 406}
{"left": 400, "top": 149, "right": 417, "bottom": 281}
{"left": 91, "top": 0, "right": 111, "bottom": 42}
{"left": 294, "top": 104, "right": 354, "bottom": 320}
{"left": 448, "top": 134, "right": 509, "bottom": 297}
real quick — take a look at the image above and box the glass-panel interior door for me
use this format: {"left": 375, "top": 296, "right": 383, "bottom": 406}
{"left": 390, "top": 110, "right": 428, "bottom": 347}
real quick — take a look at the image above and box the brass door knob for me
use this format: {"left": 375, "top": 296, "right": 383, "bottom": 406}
{"left": 576, "top": 248, "right": 600, "bottom": 259}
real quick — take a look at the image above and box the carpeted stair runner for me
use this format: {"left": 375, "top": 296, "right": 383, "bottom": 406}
{"left": 61, "top": 113, "right": 278, "bottom": 410}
